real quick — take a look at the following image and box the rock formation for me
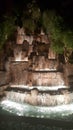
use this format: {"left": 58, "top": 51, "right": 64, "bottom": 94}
{"left": 0, "top": 27, "right": 73, "bottom": 106}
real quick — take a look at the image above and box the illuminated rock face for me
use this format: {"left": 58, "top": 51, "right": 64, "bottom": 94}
{"left": 1, "top": 30, "right": 72, "bottom": 106}
{"left": 16, "top": 27, "right": 34, "bottom": 45}
{"left": 64, "top": 64, "right": 73, "bottom": 87}
{"left": 29, "top": 72, "right": 64, "bottom": 86}
{"left": 10, "top": 62, "right": 28, "bottom": 85}
{"left": 0, "top": 71, "right": 9, "bottom": 86}
{"left": 16, "top": 27, "right": 49, "bottom": 45}
{"left": 9, "top": 48, "right": 65, "bottom": 87}
{"left": 16, "top": 27, "right": 25, "bottom": 44}
{"left": 31, "top": 56, "right": 57, "bottom": 71}
{"left": 9, "top": 32, "right": 66, "bottom": 87}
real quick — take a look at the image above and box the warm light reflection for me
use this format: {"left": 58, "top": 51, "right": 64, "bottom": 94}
{"left": 11, "top": 85, "right": 68, "bottom": 91}
{"left": 1, "top": 99, "right": 73, "bottom": 119}
{"left": 15, "top": 57, "right": 28, "bottom": 61}
{"left": 15, "top": 53, "right": 28, "bottom": 61}
{"left": 15, "top": 52, "right": 22, "bottom": 61}
{"left": 35, "top": 68, "right": 57, "bottom": 71}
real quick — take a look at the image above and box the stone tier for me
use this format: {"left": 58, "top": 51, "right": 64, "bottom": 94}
{"left": 30, "top": 58, "right": 58, "bottom": 71}
{"left": 28, "top": 71, "right": 65, "bottom": 86}
{"left": 9, "top": 61, "right": 66, "bottom": 86}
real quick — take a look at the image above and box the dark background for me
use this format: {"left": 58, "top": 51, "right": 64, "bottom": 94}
{"left": 0, "top": 0, "right": 73, "bottom": 25}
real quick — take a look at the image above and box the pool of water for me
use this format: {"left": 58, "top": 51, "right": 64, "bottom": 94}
{"left": 0, "top": 99, "right": 73, "bottom": 129}
{"left": 0, "top": 99, "right": 73, "bottom": 120}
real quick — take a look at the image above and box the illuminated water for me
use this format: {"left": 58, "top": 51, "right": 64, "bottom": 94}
{"left": 0, "top": 99, "right": 73, "bottom": 129}
{"left": 0, "top": 85, "right": 72, "bottom": 129}
{"left": 0, "top": 99, "right": 73, "bottom": 120}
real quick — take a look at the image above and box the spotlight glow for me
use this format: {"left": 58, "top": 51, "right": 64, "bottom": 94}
{"left": 11, "top": 85, "right": 68, "bottom": 91}
{"left": 35, "top": 68, "right": 57, "bottom": 71}
{"left": 15, "top": 56, "right": 28, "bottom": 61}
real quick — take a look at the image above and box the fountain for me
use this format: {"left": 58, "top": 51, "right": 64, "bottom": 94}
{"left": 0, "top": 27, "right": 73, "bottom": 130}
{"left": 5, "top": 34, "right": 70, "bottom": 106}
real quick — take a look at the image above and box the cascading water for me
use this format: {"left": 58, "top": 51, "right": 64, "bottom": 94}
{"left": 0, "top": 41, "right": 72, "bottom": 115}
{"left": 1, "top": 99, "right": 73, "bottom": 121}
{"left": 0, "top": 29, "right": 73, "bottom": 130}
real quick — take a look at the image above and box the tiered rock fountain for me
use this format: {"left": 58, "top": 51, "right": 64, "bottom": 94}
{"left": 0, "top": 28, "right": 73, "bottom": 121}
{"left": 0, "top": 27, "right": 72, "bottom": 107}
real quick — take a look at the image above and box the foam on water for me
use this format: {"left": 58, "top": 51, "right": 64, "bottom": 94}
{"left": 0, "top": 99, "right": 73, "bottom": 120}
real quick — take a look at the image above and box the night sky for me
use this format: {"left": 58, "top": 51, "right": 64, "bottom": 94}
{"left": 0, "top": 0, "right": 73, "bottom": 26}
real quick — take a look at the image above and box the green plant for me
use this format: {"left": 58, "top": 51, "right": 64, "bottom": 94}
{"left": 0, "top": 15, "right": 16, "bottom": 50}
{"left": 62, "top": 30, "right": 73, "bottom": 49}
{"left": 22, "top": 0, "right": 41, "bottom": 33}
{"left": 51, "top": 40, "right": 64, "bottom": 54}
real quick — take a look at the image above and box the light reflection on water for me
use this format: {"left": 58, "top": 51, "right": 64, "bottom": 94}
{"left": 10, "top": 85, "right": 67, "bottom": 91}
{"left": 0, "top": 99, "right": 73, "bottom": 121}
